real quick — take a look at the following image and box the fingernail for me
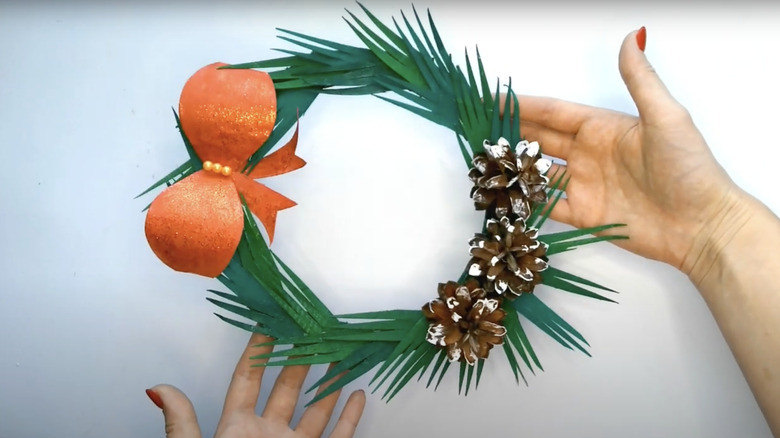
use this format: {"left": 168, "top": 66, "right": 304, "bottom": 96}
{"left": 145, "top": 388, "right": 164, "bottom": 410}
{"left": 636, "top": 26, "right": 647, "bottom": 52}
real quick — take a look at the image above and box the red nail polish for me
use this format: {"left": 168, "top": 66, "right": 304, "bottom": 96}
{"left": 636, "top": 26, "right": 647, "bottom": 52}
{"left": 146, "top": 389, "right": 164, "bottom": 410}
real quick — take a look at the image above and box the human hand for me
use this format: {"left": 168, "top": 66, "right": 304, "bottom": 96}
{"left": 145, "top": 332, "right": 366, "bottom": 438}
{"left": 513, "top": 27, "right": 747, "bottom": 274}
{"left": 508, "top": 27, "right": 780, "bottom": 434}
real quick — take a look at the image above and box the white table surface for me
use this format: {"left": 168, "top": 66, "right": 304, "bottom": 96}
{"left": 1, "top": 2, "right": 778, "bottom": 437}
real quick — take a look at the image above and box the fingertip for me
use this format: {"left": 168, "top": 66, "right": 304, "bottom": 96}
{"left": 349, "top": 389, "right": 366, "bottom": 406}
{"left": 618, "top": 27, "right": 679, "bottom": 122}
{"left": 331, "top": 389, "right": 367, "bottom": 437}
{"left": 148, "top": 384, "right": 202, "bottom": 438}
{"left": 345, "top": 389, "right": 366, "bottom": 418}
{"left": 148, "top": 384, "right": 196, "bottom": 415}
{"left": 145, "top": 388, "right": 164, "bottom": 410}
{"left": 618, "top": 27, "right": 649, "bottom": 82}
{"left": 636, "top": 26, "right": 647, "bottom": 52}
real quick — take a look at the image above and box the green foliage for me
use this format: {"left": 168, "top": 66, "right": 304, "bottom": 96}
{"left": 135, "top": 109, "right": 201, "bottom": 205}
{"left": 140, "top": 3, "right": 629, "bottom": 402}
{"left": 246, "top": 88, "right": 319, "bottom": 172}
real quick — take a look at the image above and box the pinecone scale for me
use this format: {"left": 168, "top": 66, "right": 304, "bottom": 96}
{"left": 468, "top": 216, "right": 549, "bottom": 297}
{"left": 422, "top": 280, "right": 507, "bottom": 365}
{"left": 469, "top": 137, "right": 552, "bottom": 220}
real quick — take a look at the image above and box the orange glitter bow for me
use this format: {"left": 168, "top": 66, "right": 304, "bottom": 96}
{"left": 144, "top": 62, "right": 305, "bottom": 277}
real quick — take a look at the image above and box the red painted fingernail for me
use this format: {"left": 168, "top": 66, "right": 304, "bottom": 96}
{"left": 636, "top": 26, "right": 647, "bottom": 52}
{"left": 145, "top": 389, "right": 164, "bottom": 410}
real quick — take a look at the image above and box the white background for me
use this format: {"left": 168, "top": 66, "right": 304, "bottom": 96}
{"left": 1, "top": 1, "right": 778, "bottom": 437}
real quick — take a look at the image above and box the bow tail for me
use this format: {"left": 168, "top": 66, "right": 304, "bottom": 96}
{"left": 232, "top": 173, "right": 297, "bottom": 243}
{"left": 247, "top": 121, "right": 305, "bottom": 179}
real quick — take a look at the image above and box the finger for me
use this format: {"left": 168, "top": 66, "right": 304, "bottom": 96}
{"left": 222, "top": 331, "right": 274, "bottom": 413}
{"left": 261, "top": 363, "right": 311, "bottom": 422}
{"left": 515, "top": 95, "right": 596, "bottom": 135}
{"left": 546, "top": 163, "right": 568, "bottom": 187}
{"left": 618, "top": 27, "right": 682, "bottom": 123}
{"left": 147, "top": 384, "right": 202, "bottom": 438}
{"left": 328, "top": 390, "right": 366, "bottom": 438}
{"left": 519, "top": 120, "right": 574, "bottom": 159}
{"left": 296, "top": 366, "right": 346, "bottom": 438}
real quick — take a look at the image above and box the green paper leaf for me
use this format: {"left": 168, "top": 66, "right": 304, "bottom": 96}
{"left": 543, "top": 276, "right": 617, "bottom": 303}
{"left": 328, "top": 319, "right": 410, "bottom": 331}
{"left": 435, "top": 359, "right": 452, "bottom": 391}
{"left": 251, "top": 342, "right": 354, "bottom": 360}
{"left": 213, "top": 314, "right": 271, "bottom": 336}
{"left": 272, "top": 252, "right": 336, "bottom": 327}
{"left": 391, "top": 17, "right": 441, "bottom": 93}
{"left": 426, "top": 350, "right": 448, "bottom": 388}
{"left": 344, "top": 10, "right": 410, "bottom": 74}
{"left": 343, "top": 19, "right": 421, "bottom": 88}
{"left": 409, "top": 8, "right": 447, "bottom": 78}
{"left": 476, "top": 47, "right": 493, "bottom": 116}
{"left": 307, "top": 342, "right": 394, "bottom": 406}
{"left": 475, "top": 358, "right": 485, "bottom": 389}
{"left": 489, "top": 78, "right": 502, "bottom": 142}
{"left": 458, "top": 361, "right": 467, "bottom": 395}
{"left": 501, "top": 78, "right": 513, "bottom": 140}
{"left": 502, "top": 342, "right": 523, "bottom": 385}
{"left": 540, "top": 223, "right": 627, "bottom": 244}
{"left": 370, "top": 316, "right": 428, "bottom": 387}
{"left": 544, "top": 266, "right": 617, "bottom": 292}
{"left": 309, "top": 342, "right": 391, "bottom": 392}
{"left": 502, "top": 300, "right": 541, "bottom": 375}
{"left": 463, "top": 361, "right": 475, "bottom": 396}
{"left": 533, "top": 172, "right": 570, "bottom": 229}
{"left": 246, "top": 88, "right": 319, "bottom": 171}
{"left": 253, "top": 352, "right": 351, "bottom": 367}
{"left": 382, "top": 343, "right": 437, "bottom": 401}
{"left": 172, "top": 108, "right": 199, "bottom": 162}
{"left": 355, "top": 2, "right": 407, "bottom": 54}
{"left": 135, "top": 160, "right": 196, "bottom": 201}
{"left": 513, "top": 294, "right": 590, "bottom": 356}
{"left": 547, "top": 234, "right": 629, "bottom": 255}
{"left": 337, "top": 309, "right": 422, "bottom": 320}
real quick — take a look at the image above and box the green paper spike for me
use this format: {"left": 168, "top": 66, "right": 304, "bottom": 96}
{"left": 426, "top": 350, "right": 448, "bottom": 388}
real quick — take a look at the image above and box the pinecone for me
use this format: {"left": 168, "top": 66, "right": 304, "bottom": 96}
{"left": 469, "top": 137, "right": 552, "bottom": 219}
{"left": 468, "top": 216, "right": 549, "bottom": 297}
{"left": 422, "top": 279, "right": 507, "bottom": 365}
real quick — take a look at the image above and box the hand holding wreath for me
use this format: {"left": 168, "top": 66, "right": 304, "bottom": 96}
{"left": 146, "top": 332, "right": 366, "bottom": 438}
{"left": 514, "top": 29, "right": 740, "bottom": 274}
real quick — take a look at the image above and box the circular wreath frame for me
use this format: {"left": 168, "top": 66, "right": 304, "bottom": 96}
{"left": 141, "top": 5, "right": 626, "bottom": 404}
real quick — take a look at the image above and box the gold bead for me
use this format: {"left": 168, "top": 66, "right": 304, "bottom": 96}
{"left": 202, "top": 161, "right": 213, "bottom": 171}
{"left": 213, "top": 163, "right": 223, "bottom": 173}
{"left": 221, "top": 166, "right": 232, "bottom": 176}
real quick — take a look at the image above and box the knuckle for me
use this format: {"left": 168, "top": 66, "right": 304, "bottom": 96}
{"left": 668, "top": 105, "right": 692, "bottom": 124}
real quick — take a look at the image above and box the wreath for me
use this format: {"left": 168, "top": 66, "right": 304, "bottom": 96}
{"left": 139, "top": 4, "right": 626, "bottom": 405}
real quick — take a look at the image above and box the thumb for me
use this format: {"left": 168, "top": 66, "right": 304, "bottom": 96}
{"left": 146, "top": 384, "right": 203, "bottom": 438}
{"left": 618, "top": 27, "right": 681, "bottom": 122}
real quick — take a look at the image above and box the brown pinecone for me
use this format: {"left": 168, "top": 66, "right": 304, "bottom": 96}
{"left": 469, "top": 137, "right": 552, "bottom": 219}
{"left": 422, "top": 279, "right": 507, "bottom": 365}
{"left": 468, "top": 216, "right": 549, "bottom": 297}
